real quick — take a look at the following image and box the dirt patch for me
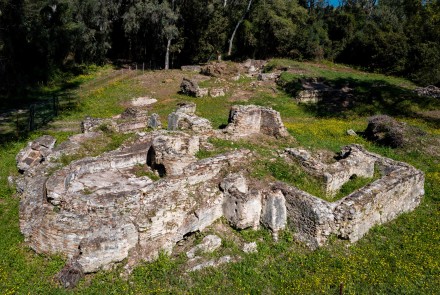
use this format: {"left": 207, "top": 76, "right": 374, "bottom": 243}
{"left": 228, "top": 89, "right": 255, "bottom": 102}
{"left": 130, "top": 97, "right": 157, "bottom": 107}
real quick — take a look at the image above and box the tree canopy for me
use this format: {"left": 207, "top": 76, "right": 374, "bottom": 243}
{"left": 1, "top": 0, "right": 439, "bottom": 94}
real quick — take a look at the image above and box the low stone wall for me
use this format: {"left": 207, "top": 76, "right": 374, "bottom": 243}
{"left": 285, "top": 145, "right": 376, "bottom": 197}
{"left": 277, "top": 145, "right": 424, "bottom": 248}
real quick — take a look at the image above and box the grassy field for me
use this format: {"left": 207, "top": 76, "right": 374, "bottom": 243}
{"left": 0, "top": 60, "right": 439, "bottom": 294}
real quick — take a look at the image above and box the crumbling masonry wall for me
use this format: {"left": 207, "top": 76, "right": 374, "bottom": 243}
{"left": 276, "top": 145, "right": 424, "bottom": 248}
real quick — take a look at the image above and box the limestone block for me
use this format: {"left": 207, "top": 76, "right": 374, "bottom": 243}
{"left": 147, "top": 133, "right": 199, "bottom": 176}
{"left": 176, "top": 102, "right": 196, "bottom": 115}
{"left": 224, "top": 105, "right": 289, "bottom": 138}
{"left": 188, "top": 255, "right": 233, "bottom": 272}
{"left": 261, "top": 190, "right": 287, "bottom": 234}
{"left": 180, "top": 78, "right": 208, "bottom": 97}
{"left": 168, "top": 104, "right": 212, "bottom": 132}
{"left": 181, "top": 65, "right": 202, "bottom": 72}
{"left": 148, "top": 113, "right": 162, "bottom": 129}
{"left": 296, "top": 90, "right": 324, "bottom": 104}
{"left": 209, "top": 88, "right": 226, "bottom": 97}
{"left": 16, "top": 135, "right": 56, "bottom": 172}
{"left": 257, "top": 72, "right": 280, "bottom": 81}
{"left": 186, "top": 234, "right": 222, "bottom": 258}
{"left": 221, "top": 173, "right": 262, "bottom": 229}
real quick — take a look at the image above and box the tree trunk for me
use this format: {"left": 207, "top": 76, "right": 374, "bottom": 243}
{"left": 165, "top": 38, "right": 171, "bottom": 70}
{"left": 227, "top": 0, "right": 253, "bottom": 56}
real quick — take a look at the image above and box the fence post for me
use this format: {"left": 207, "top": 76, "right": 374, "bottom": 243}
{"left": 143, "top": 62, "right": 145, "bottom": 74}
{"left": 29, "top": 104, "right": 35, "bottom": 131}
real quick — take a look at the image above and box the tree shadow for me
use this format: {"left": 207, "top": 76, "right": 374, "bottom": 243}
{"left": 282, "top": 76, "right": 440, "bottom": 127}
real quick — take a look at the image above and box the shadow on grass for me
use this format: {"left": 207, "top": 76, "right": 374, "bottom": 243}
{"left": 281, "top": 76, "right": 440, "bottom": 126}
{"left": 0, "top": 78, "right": 83, "bottom": 146}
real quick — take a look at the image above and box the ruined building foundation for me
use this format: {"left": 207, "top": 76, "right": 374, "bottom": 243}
{"left": 15, "top": 104, "right": 424, "bottom": 277}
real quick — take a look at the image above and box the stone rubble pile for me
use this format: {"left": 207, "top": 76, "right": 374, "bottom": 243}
{"left": 81, "top": 107, "right": 161, "bottom": 134}
{"left": 414, "top": 85, "right": 440, "bottom": 98}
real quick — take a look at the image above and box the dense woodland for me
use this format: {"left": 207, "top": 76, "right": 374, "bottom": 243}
{"left": 0, "top": 0, "right": 439, "bottom": 95}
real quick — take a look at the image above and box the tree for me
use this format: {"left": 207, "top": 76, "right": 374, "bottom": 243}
{"left": 227, "top": 0, "right": 253, "bottom": 56}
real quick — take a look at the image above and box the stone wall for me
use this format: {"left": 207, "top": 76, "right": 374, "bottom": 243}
{"left": 223, "top": 105, "right": 289, "bottom": 138}
{"left": 277, "top": 145, "right": 424, "bottom": 248}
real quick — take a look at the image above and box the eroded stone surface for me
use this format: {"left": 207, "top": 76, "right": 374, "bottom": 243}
{"left": 261, "top": 189, "right": 287, "bottom": 237}
{"left": 223, "top": 105, "right": 289, "bottom": 138}
{"left": 18, "top": 128, "right": 251, "bottom": 274}
{"left": 168, "top": 103, "right": 212, "bottom": 132}
{"left": 186, "top": 234, "right": 222, "bottom": 259}
{"left": 285, "top": 145, "right": 376, "bottom": 197}
{"left": 221, "top": 173, "right": 262, "bottom": 230}
{"left": 16, "top": 135, "right": 56, "bottom": 172}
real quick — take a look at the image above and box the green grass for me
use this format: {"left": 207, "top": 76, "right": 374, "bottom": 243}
{"left": 335, "top": 166, "right": 382, "bottom": 200}
{"left": 0, "top": 60, "right": 439, "bottom": 294}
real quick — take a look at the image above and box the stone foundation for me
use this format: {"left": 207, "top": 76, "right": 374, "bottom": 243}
{"left": 276, "top": 145, "right": 424, "bottom": 248}
{"left": 15, "top": 104, "right": 424, "bottom": 278}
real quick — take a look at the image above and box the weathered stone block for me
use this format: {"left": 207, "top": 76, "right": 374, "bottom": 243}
{"left": 180, "top": 78, "right": 208, "bottom": 97}
{"left": 261, "top": 190, "right": 287, "bottom": 235}
{"left": 221, "top": 173, "right": 262, "bottom": 230}
{"left": 209, "top": 88, "right": 226, "bottom": 97}
{"left": 224, "top": 105, "right": 289, "bottom": 138}
{"left": 16, "top": 135, "right": 56, "bottom": 172}
{"left": 168, "top": 103, "right": 212, "bottom": 132}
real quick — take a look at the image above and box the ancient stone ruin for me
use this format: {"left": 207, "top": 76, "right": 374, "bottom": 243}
{"left": 81, "top": 107, "right": 161, "bottom": 133}
{"left": 167, "top": 102, "right": 212, "bottom": 132}
{"left": 293, "top": 78, "right": 353, "bottom": 104}
{"left": 222, "top": 105, "right": 289, "bottom": 138}
{"left": 364, "top": 115, "right": 426, "bottom": 148}
{"left": 281, "top": 145, "right": 424, "bottom": 248}
{"left": 14, "top": 103, "right": 424, "bottom": 286}
{"left": 179, "top": 78, "right": 226, "bottom": 98}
